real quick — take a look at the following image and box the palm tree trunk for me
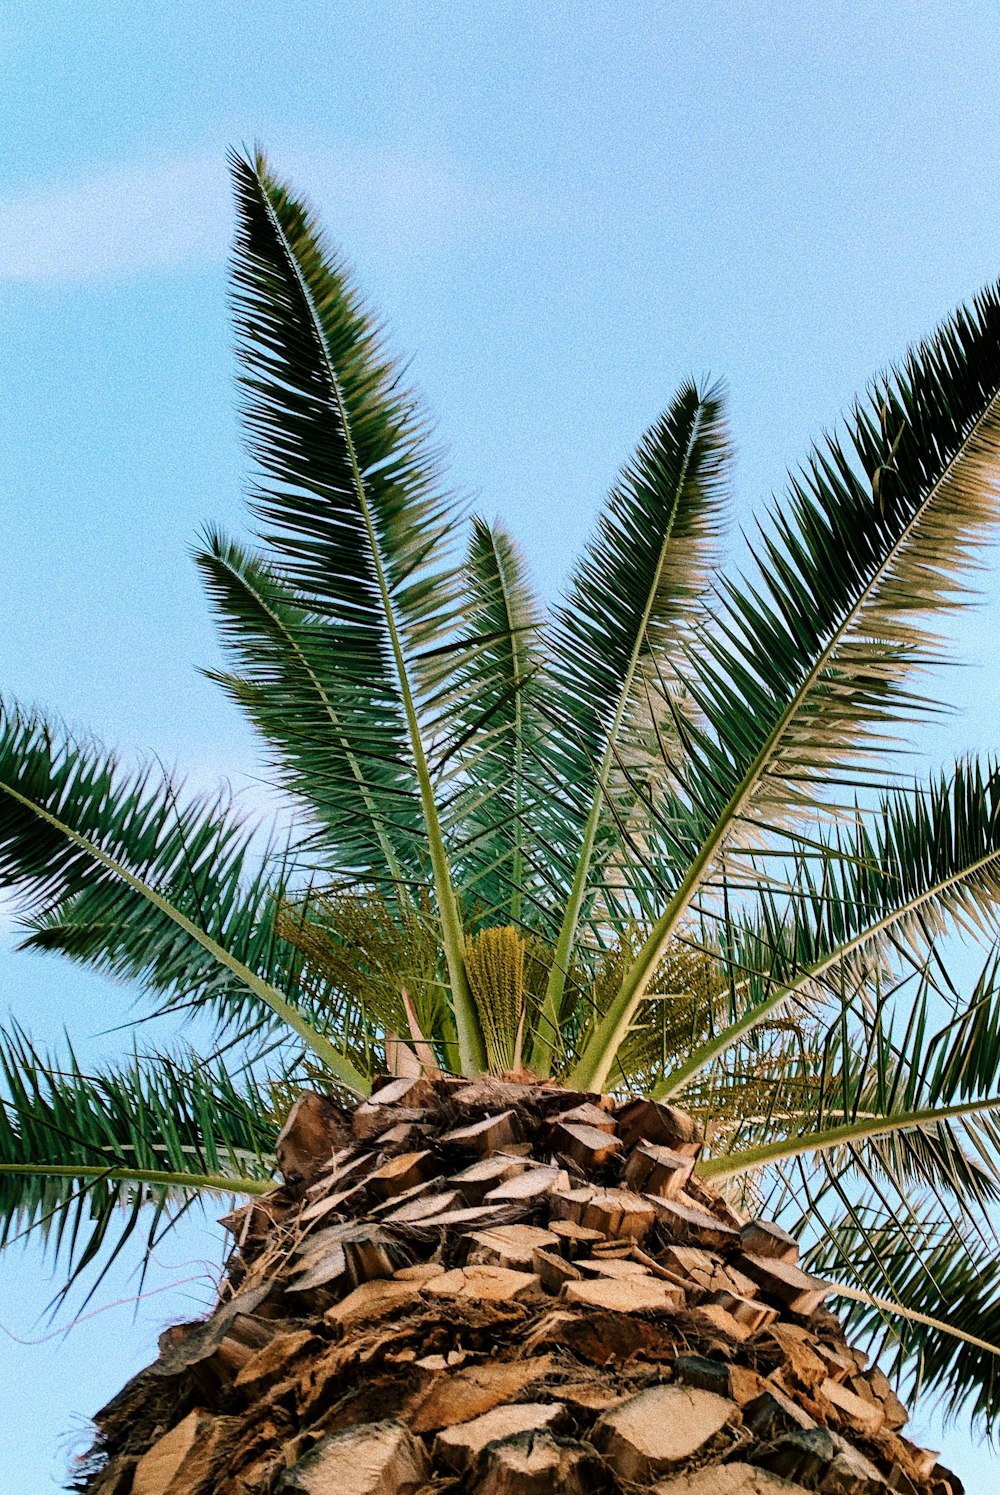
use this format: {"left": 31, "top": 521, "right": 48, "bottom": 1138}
{"left": 79, "top": 1079, "right": 961, "bottom": 1495}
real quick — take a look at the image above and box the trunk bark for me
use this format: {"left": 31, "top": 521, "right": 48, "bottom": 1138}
{"left": 77, "top": 1077, "right": 962, "bottom": 1495}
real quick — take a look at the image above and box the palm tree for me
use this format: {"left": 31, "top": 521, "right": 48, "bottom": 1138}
{"left": 4, "top": 150, "right": 1000, "bottom": 1489}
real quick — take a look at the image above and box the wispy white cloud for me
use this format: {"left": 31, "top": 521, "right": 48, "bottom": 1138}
{"left": 0, "top": 156, "right": 230, "bottom": 282}
{"left": 0, "top": 143, "right": 516, "bottom": 284}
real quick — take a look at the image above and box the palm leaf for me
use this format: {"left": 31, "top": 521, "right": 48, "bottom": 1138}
{"left": 229, "top": 148, "right": 485, "bottom": 1072}
{"left": 0, "top": 703, "right": 369, "bottom": 1095}
{"left": 230, "top": 147, "right": 459, "bottom": 653}
{"left": 197, "top": 529, "right": 418, "bottom": 882}
{"left": 655, "top": 759, "right": 1000, "bottom": 1099}
{"left": 575, "top": 292, "right": 1000, "bottom": 1089}
{"left": 809, "top": 1197, "right": 1000, "bottom": 1431}
{"left": 0, "top": 1027, "right": 274, "bottom": 1305}
{"left": 535, "top": 380, "right": 730, "bottom": 1068}
{"left": 450, "top": 518, "right": 551, "bottom": 926}
{"left": 701, "top": 950, "right": 1000, "bottom": 1236}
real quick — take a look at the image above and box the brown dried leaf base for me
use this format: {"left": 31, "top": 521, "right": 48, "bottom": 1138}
{"left": 75, "top": 1078, "right": 964, "bottom": 1495}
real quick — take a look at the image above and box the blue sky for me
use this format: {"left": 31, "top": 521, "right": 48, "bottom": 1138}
{"left": 2, "top": 1, "right": 1000, "bottom": 1487}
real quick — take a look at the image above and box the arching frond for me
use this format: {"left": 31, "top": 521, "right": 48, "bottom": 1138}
{"left": 810, "top": 1197, "right": 1000, "bottom": 1433}
{"left": 229, "top": 148, "right": 484, "bottom": 1071}
{"left": 0, "top": 702, "right": 368, "bottom": 1094}
{"left": 451, "top": 519, "right": 552, "bottom": 927}
{"left": 197, "top": 530, "right": 419, "bottom": 883}
{"left": 657, "top": 758, "right": 1000, "bottom": 1098}
{"left": 0, "top": 1027, "right": 275, "bottom": 1305}
{"left": 537, "top": 380, "right": 731, "bottom": 1068}
{"left": 576, "top": 283, "right": 1000, "bottom": 1086}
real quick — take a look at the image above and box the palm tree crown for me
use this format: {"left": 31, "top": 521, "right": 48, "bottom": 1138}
{"left": 4, "top": 148, "right": 1000, "bottom": 1431}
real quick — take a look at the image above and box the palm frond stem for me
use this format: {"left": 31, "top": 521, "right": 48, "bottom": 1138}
{"left": 0, "top": 776, "right": 370, "bottom": 1096}
{"left": 253, "top": 169, "right": 485, "bottom": 1075}
{"left": 832, "top": 1282, "right": 1000, "bottom": 1360}
{"left": 700, "top": 1095, "right": 1000, "bottom": 1181}
{"left": 0, "top": 1162, "right": 272, "bottom": 1195}
{"left": 572, "top": 378, "right": 1000, "bottom": 1092}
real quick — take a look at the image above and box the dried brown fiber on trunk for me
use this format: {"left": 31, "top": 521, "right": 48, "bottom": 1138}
{"left": 74, "top": 1078, "right": 964, "bottom": 1495}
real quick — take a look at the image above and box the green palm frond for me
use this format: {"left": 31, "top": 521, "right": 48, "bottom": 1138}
{"left": 574, "top": 289, "right": 1000, "bottom": 1089}
{"left": 451, "top": 519, "right": 553, "bottom": 926}
{"left": 809, "top": 1198, "right": 1000, "bottom": 1432}
{"left": 702, "top": 950, "right": 1000, "bottom": 1226}
{"left": 0, "top": 702, "right": 368, "bottom": 1094}
{"left": 536, "top": 380, "right": 731, "bottom": 1068}
{"left": 700, "top": 970, "right": 1000, "bottom": 1425}
{"left": 0, "top": 1026, "right": 275, "bottom": 1304}
{"left": 196, "top": 529, "right": 418, "bottom": 883}
{"left": 656, "top": 758, "right": 1000, "bottom": 1099}
{"left": 549, "top": 379, "right": 729, "bottom": 772}
{"left": 229, "top": 148, "right": 484, "bottom": 1071}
